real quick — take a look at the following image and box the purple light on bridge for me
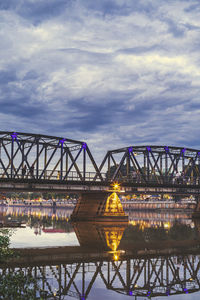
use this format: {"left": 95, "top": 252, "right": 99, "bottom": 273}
{"left": 129, "top": 291, "right": 133, "bottom": 295}
{"left": 146, "top": 146, "right": 151, "bottom": 152}
{"left": 128, "top": 147, "right": 133, "bottom": 153}
{"left": 11, "top": 132, "right": 18, "bottom": 141}
{"left": 181, "top": 148, "right": 186, "bottom": 154}
{"left": 184, "top": 288, "right": 188, "bottom": 294}
{"left": 147, "top": 291, "right": 151, "bottom": 297}
{"left": 198, "top": 152, "right": 200, "bottom": 156}
{"left": 82, "top": 142, "right": 87, "bottom": 150}
{"left": 164, "top": 146, "right": 169, "bottom": 153}
{"left": 59, "top": 138, "right": 66, "bottom": 146}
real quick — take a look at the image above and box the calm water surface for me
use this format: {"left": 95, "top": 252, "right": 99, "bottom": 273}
{"left": 0, "top": 205, "right": 200, "bottom": 300}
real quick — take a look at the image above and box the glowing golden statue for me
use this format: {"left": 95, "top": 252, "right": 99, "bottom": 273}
{"left": 104, "top": 192, "right": 125, "bottom": 216}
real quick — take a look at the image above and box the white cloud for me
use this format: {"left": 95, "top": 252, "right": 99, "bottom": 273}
{"left": 0, "top": 0, "right": 200, "bottom": 163}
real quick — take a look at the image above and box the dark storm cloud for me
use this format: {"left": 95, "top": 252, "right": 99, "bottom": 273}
{"left": 61, "top": 93, "right": 133, "bottom": 132}
{"left": 0, "top": 69, "right": 48, "bottom": 120}
{"left": 184, "top": 2, "right": 200, "bottom": 13}
{"left": 60, "top": 88, "right": 189, "bottom": 134}
{"left": 0, "top": 98, "right": 47, "bottom": 119}
{"left": 0, "top": 70, "right": 17, "bottom": 84}
{"left": 164, "top": 18, "right": 186, "bottom": 38}
{"left": 0, "top": 0, "right": 73, "bottom": 24}
{"left": 117, "top": 45, "right": 161, "bottom": 55}
{"left": 64, "top": 100, "right": 114, "bottom": 132}
{"left": 83, "top": 0, "right": 156, "bottom": 16}
{"left": 0, "top": 0, "right": 156, "bottom": 20}
{"left": 23, "top": 70, "right": 39, "bottom": 81}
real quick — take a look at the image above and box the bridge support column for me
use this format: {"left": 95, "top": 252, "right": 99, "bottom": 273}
{"left": 192, "top": 198, "right": 200, "bottom": 218}
{"left": 70, "top": 192, "right": 128, "bottom": 222}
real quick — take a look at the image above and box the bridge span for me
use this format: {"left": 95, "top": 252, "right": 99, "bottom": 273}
{"left": 1, "top": 131, "right": 200, "bottom": 219}
{"left": 0, "top": 132, "right": 200, "bottom": 193}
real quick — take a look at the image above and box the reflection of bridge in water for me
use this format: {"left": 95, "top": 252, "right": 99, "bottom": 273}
{"left": 2, "top": 253, "right": 200, "bottom": 299}
{"left": 1, "top": 220, "right": 200, "bottom": 299}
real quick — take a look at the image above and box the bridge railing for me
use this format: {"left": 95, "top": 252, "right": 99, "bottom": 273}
{"left": 0, "top": 167, "right": 107, "bottom": 182}
{"left": 110, "top": 174, "right": 200, "bottom": 186}
{"left": 1, "top": 166, "right": 200, "bottom": 186}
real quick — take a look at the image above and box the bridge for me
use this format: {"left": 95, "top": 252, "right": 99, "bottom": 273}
{"left": 1, "top": 131, "right": 200, "bottom": 220}
{"left": 0, "top": 131, "right": 200, "bottom": 192}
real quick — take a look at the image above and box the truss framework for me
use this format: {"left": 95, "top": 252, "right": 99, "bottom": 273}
{"left": 99, "top": 145, "right": 200, "bottom": 184}
{"left": 0, "top": 131, "right": 103, "bottom": 182}
{"left": 1, "top": 133, "right": 200, "bottom": 188}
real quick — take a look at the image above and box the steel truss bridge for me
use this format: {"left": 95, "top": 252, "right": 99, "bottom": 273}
{"left": 1, "top": 252, "right": 200, "bottom": 299}
{"left": 1, "top": 131, "right": 200, "bottom": 195}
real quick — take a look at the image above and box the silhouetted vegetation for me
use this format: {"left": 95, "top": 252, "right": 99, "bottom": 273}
{"left": 122, "top": 221, "right": 198, "bottom": 245}
{"left": 0, "top": 229, "right": 38, "bottom": 299}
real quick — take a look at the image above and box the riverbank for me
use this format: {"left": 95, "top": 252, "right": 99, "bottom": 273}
{"left": 0, "top": 203, "right": 75, "bottom": 209}
{"left": 122, "top": 200, "right": 196, "bottom": 212}
{"left": 0, "top": 199, "right": 196, "bottom": 212}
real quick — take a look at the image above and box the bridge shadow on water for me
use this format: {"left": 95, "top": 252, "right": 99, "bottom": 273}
{"left": 1, "top": 216, "right": 200, "bottom": 299}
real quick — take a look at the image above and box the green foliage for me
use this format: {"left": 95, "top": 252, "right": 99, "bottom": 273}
{"left": 0, "top": 229, "right": 40, "bottom": 299}
{"left": 30, "top": 192, "right": 42, "bottom": 200}
{"left": 106, "top": 164, "right": 133, "bottom": 179}
{"left": 5, "top": 191, "right": 77, "bottom": 200}
{"left": 0, "top": 229, "right": 13, "bottom": 262}
{"left": 0, "top": 270, "right": 37, "bottom": 300}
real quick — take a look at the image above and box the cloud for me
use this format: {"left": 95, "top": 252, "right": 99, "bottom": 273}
{"left": 0, "top": 0, "right": 200, "bottom": 164}
{"left": 0, "top": 0, "right": 73, "bottom": 24}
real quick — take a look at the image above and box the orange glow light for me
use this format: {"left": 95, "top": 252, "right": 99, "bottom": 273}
{"left": 112, "top": 182, "right": 121, "bottom": 191}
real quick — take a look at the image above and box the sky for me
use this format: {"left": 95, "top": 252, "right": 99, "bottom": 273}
{"left": 0, "top": 0, "right": 200, "bottom": 163}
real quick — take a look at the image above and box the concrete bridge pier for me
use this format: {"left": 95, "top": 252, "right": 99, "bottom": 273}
{"left": 70, "top": 191, "right": 128, "bottom": 222}
{"left": 192, "top": 197, "right": 200, "bottom": 218}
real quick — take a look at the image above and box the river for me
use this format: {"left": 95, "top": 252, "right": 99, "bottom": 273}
{"left": 0, "top": 205, "right": 200, "bottom": 299}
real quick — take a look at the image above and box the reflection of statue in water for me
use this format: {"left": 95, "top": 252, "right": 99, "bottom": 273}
{"left": 104, "top": 227, "right": 124, "bottom": 251}
{"left": 103, "top": 225, "right": 126, "bottom": 261}
{"left": 73, "top": 222, "right": 127, "bottom": 254}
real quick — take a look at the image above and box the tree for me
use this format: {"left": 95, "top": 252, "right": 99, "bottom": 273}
{"left": 0, "top": 229, "right": 38, "bottom": 299}
{"left": 106, "top": 164, "right": 134, "bottom": 180}
{"left": 0, "top": 229, "right": 13, "bottom": 262}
